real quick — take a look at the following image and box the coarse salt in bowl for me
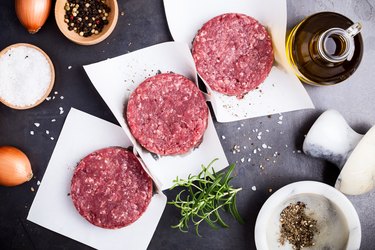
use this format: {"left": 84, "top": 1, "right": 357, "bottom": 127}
{"left": 0, "top": 43, "right": 54, "bottom": 109}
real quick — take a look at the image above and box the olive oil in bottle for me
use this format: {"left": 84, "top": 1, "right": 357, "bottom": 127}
{"left": 286, "top": 12, "right": 363, "bottom": 86}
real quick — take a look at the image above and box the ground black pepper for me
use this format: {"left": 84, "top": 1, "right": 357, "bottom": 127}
{"left": 64, "top": 0, "right": 111, "bottom": 37}
{"left": 279, "top": 201, "right": 318, "bottom": 250}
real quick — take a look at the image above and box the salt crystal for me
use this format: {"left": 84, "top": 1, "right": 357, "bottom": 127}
{"left": 297, "top": 150, "right": 302, "bottom": 154}
{"left": 0, "top": 46, "right": 51, "bottom": 107}
{"left": 268, "top": 146, "right": 272, "bottom": 149}
{"left": 46, "top": 130, "right": 49, "bottom": 135}
{"left": 262, "top": 143, "right": 267, "bottom": 149}
{"left": 60, "top": 96, "right": 64, "bottom": 99}
{"left": 51, "top": 119, "right": 56, "bottom": 122}
{"left": 221, "top": 135, "right": 226, "bottom": 139}
{"left": 247, "top": 158, "right": 251, "bottom": 162}
{"left": 279, "top": 115, "right": 283, "bottom": 120}
{"left": 52, "top": 96, "right": 55, "bottom": 100}
{"left": 285, "top": 144, "right": 288, "bottom": 148}
{"left": 277, "top": 121, "right": 283, "bottom": 124}
{"left": 241, "top": 124, "right": 244, "bottom": 127}
{"left": 257, "top": 135, "right": 261, "bottom": 140}
{"left": 31, "top": 187, "right": 35, "bottom": 192}
{"left": 50, "top": 137, "right": 54, "bottom": 140}
{"left": 243, "top": 146, "right": 247, "bottom": 149}
{"left": 46, "top": 97, "right": 51, "bottom": 101}
{"left": 241, "top": 158, "right": 245, "bottom": 163}
{"left": 68, "top": 66, "right": 72, "bottom": 69}
{"left": 59, "top": 107, "right": 64, "bottom": 115}
{"left": 237, "top": 127, "right": 241, "bottom": 130}
{"left": 34, "top": 123, "right": 40, "bottom": 127}
{"left": 54, "top": 91, "right": 58, "bottom": 95}
{"left": 251, "top": 186, "right": 257, "bottom": 191}
{"left": 253, "top": 149, "right": 257, "bottom": 154}
{"left": 30, "top": 131, "right": 34, "bottom": 135}
{"left": 265, "top": 129, "right": 270, "bottom": 132}
{"left": 37, "top": 181, "right": 41, "bottom": 186}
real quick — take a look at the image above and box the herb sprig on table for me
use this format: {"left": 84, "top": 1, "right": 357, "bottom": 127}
{"left": 168, "top": 159, "right": 244, "bottom": 236}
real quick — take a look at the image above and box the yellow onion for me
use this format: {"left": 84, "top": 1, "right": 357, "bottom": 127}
{"left": 0, "top": 146, "right": 33, "bottom": 186}
{"left": 15, "top": 0, "right": 51, "bottom": 34}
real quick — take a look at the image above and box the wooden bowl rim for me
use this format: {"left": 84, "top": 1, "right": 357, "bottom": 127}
{"left": 0, "top": 43, "right": 55, "bottom": 110}
{"left": 55, "top": 0, "right": 119, "bottom": 46}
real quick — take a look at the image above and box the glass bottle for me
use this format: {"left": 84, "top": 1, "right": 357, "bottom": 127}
{"left": 286, "top": 12, "right": 363, "bottom": 86}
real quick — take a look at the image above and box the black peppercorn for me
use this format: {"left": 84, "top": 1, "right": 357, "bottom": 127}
{"left": 64, "top": 0, "right": 111, "bottom": 37}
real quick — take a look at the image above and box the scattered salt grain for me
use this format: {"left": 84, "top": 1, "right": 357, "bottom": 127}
{"left": 50, "top": 137, "right": 54, "bottom": 140}
{"left": 60, "top": 96, "right": 64, "bottom": 99}
{"left": 262, "top": 144, "right": 267, "bottom": 149}
{"left": 221, "top": 135, "right": 226, "bottom": 139}
{"left": 54, "top": 91, "right": 58, "bottom": 95}
{"left": 0, "top": 46, "right": 51, "bottom": 107}
{"left": 68, "top": 66, "right": 72, "bottom": 69}
{"left": 34, "top": 123, "right": 40, "bottom": 127}
{"left": 297, "top": 150, "right": 302, "bottom": 154}
{"left": 253, "top": 149, "right": 257, "bottom": 154}
{"left": 247, "top": 158, "right": 251, "bottom": 162}
{"left": 51, "top": 119, "right": 56, "bottom": 122}
{"left": 31, "top": 187, "right": 35, "bottom": 192}
{"left": 30, "top": 131, "right": 34, "bottom": 135}
{"left": 46, "top": 97, "right": 51, "bottom": 101}
{"left": 279, "top": 115, "right": 283, "bottom": 120}
{"left": 277, "top": 121, "right": 283, "bottom": 125}
{"left": 251, "top": 186, "right": 257, "bottom": 191}
{"left": 46, "top": 130, "right": 49, "bottom": 135}
{"left": 52, "top": 96, "right": 55, "bottom": 100}
{"left": 241, "top": 157, "right": 245, "bottom": 163}
{"left": 37, "top": 181, "right": 41, "bottom": 186}
{"left": 59, "top": 107, "right": 64, "bottom": 115}
{"left": 257, "top": 135, "right": 262, "bottom": 140}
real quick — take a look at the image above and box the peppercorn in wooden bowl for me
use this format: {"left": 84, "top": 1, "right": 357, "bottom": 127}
{"left": 55, "top": 0, "right": 118, "bottom": 45}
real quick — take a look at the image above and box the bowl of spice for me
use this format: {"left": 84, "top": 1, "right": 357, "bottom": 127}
{"left": 254, "top": 181, "right": 361, "bottom": 250}
{"left": 0, "top": 43, "right": 54, "bottom": 110}
{"left": 55, "top": 0, "right": 119, "bottom": 45}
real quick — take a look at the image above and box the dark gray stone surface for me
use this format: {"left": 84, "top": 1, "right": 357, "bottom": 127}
{"left": 0, "top": 0, "right": 373, "bottom": 249}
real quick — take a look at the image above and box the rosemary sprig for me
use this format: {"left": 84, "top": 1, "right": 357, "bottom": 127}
{"left": 168, "top": 158, "right": 244, "bottom": 236}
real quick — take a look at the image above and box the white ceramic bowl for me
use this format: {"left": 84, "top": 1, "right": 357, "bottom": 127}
{"left": 254, "top": 181, "right": 361, "bottom": 250}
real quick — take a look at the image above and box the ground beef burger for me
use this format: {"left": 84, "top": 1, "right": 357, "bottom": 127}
{"left": 126, "top": 73, "right": 208, "bottom": 155}
{"left": 192, "top": 13, "right": 274, "bottom": 98}
{"left": 70, "top": 147, "right": 153, "bottom": 229}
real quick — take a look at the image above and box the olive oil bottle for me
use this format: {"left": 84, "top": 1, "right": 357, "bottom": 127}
{"left": 286, "top": 12, "right": 363, "bottom": 86}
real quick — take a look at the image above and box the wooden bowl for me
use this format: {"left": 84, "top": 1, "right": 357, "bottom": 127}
{"left": 0, "top": 43, "right": 55, "bottom": 110}
{"left": 55, "top": 0, "right": 119, "bottom": 45}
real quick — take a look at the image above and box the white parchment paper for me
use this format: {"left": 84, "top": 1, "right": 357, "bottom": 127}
{"left": 163, "top": 0, "right": 314, "bottom": 122}
{"left": 27, "top": 108, "right": 167, "bottom": 250}
{"left": 83, "top": 42, "right": 228, "bottom": 190}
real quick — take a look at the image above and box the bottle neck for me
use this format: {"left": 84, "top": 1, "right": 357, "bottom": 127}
{"left": 317, "top": 23, "right": 361, "bottom": 63}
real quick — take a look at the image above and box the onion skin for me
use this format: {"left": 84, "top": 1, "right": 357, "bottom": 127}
{"left": 0, "top": 146, "right": 33, "bottom": 187}
{"left": 15, "top": 0, "right": 51, "bottom": 34}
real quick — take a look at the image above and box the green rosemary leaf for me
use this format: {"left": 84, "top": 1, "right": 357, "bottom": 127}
{"left": 168, "top": 159, "right": 243, "bottom": 236}
{"left": 229, "top": 193, "right": 245, "bottom": 224}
